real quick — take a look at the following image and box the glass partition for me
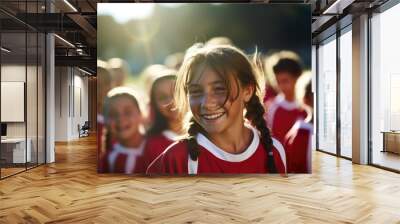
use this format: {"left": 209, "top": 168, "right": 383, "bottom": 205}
{"left": 317, "top": 36, "right": 337, "bottom": 154}
{"left": 0, "top": 1, "right": 46, "bottom": 179}
{"left": 339, "top": 28, "right": 352, "bottom": 158}
{"left": 1, "top": 30, "right": 28, "bottom": 177}
{"left": 370, "top": 3, "right": 400, "bottom": 171}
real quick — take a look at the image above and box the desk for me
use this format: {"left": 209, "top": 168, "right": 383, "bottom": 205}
{"left": 381, "top": 131, "right": 400, "bottom": 154}
{"left": 1, "top": 138, "right": 31, "bottom": 163}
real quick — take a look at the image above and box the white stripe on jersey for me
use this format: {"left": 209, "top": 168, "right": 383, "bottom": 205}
{"left": 271, "top": 138, "right": 287, "bottom": 174}
{"left": 196, "top": 124, "right": 259, "bottom": 162}
{"left": 188, "top": 157, "right": 198, "bottom": 175}
{"left": 108, "top": 141, "right": 146, "bottom": 174}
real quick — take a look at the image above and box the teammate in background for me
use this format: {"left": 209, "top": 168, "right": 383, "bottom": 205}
{"left": 263, "top": 51, "right": 301, "bottom": 106}
{"left": 284, "top": 78, "right": 313, "bottom": 173}
{"left": 164, "top": 52, "right": 184, "bottom": 71}
{"left": 140, "top": 64, "right": 171, "bottom": 129}
{"left": 108, "top": 58, "right": 129, "bottom": 87}
{"left": 264, "top": 53, "right": 308, "bottom": 145}
{"left": 99, "top": 87, "right": 147, "bottom": 174}
{"left": 147, "top": 45, "right": 286, "bottom": 175}
{"left": 144, "top": 69, "right": 184, "bottom": 168}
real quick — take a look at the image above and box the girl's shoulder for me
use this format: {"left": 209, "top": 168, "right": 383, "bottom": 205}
{"left": 146, "top": 130, "right": 181, "bottom": 142}
{"left": 146, "top": 139, "right": 190, "bottom": 174}
{"left": 161, "top": 139, "right": 189, "bottom": 159}
{"left": 146, "top": 133, "right": 166, "bottom": 144}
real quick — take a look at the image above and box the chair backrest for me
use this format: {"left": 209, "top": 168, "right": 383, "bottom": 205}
{"left": 82, "top": 121, "right": 90, "bottom": 129}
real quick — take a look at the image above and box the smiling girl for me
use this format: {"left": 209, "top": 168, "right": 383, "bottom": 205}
{"left": 144, "top": 69, "right": 184, "bottom": 167}
{"left": 147, "top": 45, "right": 286, "bottom": 174}
{"left": 99, "top": 87, "right": 147, "bottom": 174}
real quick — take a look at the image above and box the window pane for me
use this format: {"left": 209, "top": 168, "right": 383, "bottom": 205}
{"left": 340, "top": 29, "right": 352, "bottom": 158}
{"left": 318, "top": 37, "right": 337, "bottom": 154}
{"left": 371, "top": 3, "right": 400, "bottom": 171}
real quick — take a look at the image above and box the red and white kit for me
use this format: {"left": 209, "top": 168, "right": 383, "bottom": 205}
{"left": 147, "top": 125, "right": 287, "bottom": 174}
{"left": 265, "top": 94, "right": 308, "bottom": 144}
{"left": 100, "top": 141, "right": 147, "bottom": 174}
{"left": 144, "top": 130, "right": 180, "bottom": 169}
{"left": 284, "top": 120, "right": 313, "bottom": 173}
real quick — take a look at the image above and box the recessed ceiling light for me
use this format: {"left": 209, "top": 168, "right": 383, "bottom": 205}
{"left": 1, "top": 47, "right": 11, "bottom": 53}
{"left": 63, "top": 0, "right": 78, "bottom": 12}
{"left": 54, "top": 34, "right": 75, "bottom": 48}
{"left": 78, "top": 67, "right": 92, "bottom": 76}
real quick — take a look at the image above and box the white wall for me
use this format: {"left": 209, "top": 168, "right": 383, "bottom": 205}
{"left": 55, "top": 66, "right": 69, "bottom": 141}
{"left": 1, "top": 65, "right": 28, "bottom": 138}
{"left": 54, "top": 67, "right": 89, "bottom": 141}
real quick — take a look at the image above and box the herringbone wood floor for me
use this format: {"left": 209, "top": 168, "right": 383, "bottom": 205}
{"left": 1, "top": 135, "right": 400, "bottom": 223}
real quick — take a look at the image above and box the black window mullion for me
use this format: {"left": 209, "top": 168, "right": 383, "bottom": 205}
{"left": 367, "top": 11, "right": 373, "bottom": 165}
{"left": 36, "top": 0, "right": 39, "bottom": 167}
{"left": 25, "top": 0, "right": 28, "bottom": 171}
{"left": 315, "top": 44, "right": 320, "bottom": 151}
{"left": 336, "top": 29, "right": 341, "bottom": 157}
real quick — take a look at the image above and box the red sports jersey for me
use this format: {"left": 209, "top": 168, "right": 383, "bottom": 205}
{"left": 263, "top": 85, "right": 278, "bottom": 104}
{"left": 144, "top": 130, "right": 180, "bottom": 168}
{"left": 98, "top": 141, "right": 147, "bottom": 174}
{"left": 146, "top": 126, "right": 287, "bottom": 174}
{"left": 284, "top": 120, "right": 313, "bottom": 173}
{"left": 265, "top": 94, "right": 308, "bottom": 144}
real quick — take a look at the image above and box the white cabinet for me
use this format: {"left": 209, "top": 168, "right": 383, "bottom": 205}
{"left": 1, "top": 138, "right": 32, "bottom": 163}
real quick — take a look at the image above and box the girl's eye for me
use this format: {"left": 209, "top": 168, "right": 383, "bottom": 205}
{"left": 188, "top": 89, "right": 203, "bottom": 97}
{"left": 214, "top": 86, "right": 227, "bottom": 94}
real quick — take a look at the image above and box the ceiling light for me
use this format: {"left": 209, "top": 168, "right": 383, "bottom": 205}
{"left": 78, "top": 67, "right": 92, "bottom": 76}
{"left": 322, "top": 0, "right": 354, "bottom": 15}
{"left": 63, "top": 0, "right": 78, "bottom": 12}
{"left": 54, "top": 34, "right": 75, "bottom": 48}
{"left": 1, "top": 47, "right": 11, "bottom": 53}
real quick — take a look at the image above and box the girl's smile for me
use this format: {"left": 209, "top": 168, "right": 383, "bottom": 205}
{"left": 200, "top": 111, "right": 225, "bottom": 121}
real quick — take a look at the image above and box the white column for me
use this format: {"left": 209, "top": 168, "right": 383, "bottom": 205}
{"left": 46, "top": 32, "right": 55, "bottom": 163}
{"left": 352, "top": 14, "right": 369, "bottom": 164}
{"left": 45, "top": 0, "right": 55, "bottom": 163}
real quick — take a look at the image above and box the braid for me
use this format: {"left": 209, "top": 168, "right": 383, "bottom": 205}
{"left": 245, "top": 94, "right": 277, "bottom": 173}
{"left": 187, "top": 118, "right": 202, "bottom": 161}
